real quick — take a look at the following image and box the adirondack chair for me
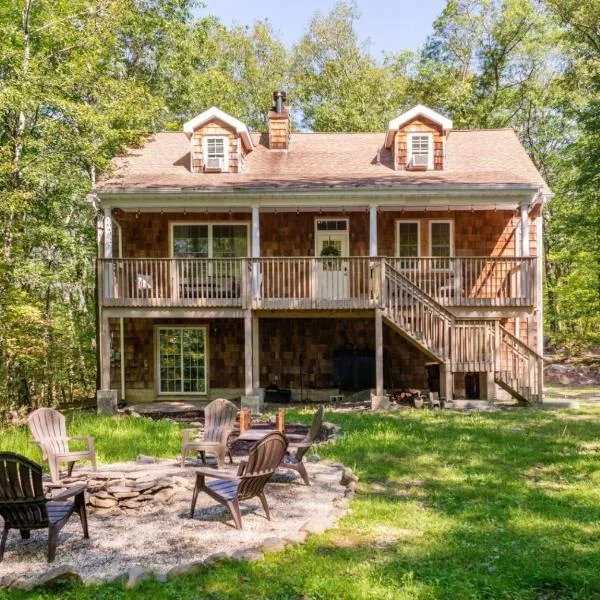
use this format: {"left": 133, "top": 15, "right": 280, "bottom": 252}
{"left": 28, "top": 408, "right": 97, "bottom": 483}
{"left": 189, "top": 431, "right": 288, "bottom": 529}
{"left": 181, "top": 398, "right": 237, "bottom": 468}
{"left": 281, "top": 405, "right": 324, "bottom": 485}
{"left": 0, "top": 452, "right": 89, "bottom": 563}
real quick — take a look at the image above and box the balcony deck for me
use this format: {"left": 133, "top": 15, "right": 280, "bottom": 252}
{"left": 98, "top": 256, "right": 536, "bottom": 310}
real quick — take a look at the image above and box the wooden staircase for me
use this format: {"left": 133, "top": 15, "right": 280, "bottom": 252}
{"left": 381, "top": 261, "right": 543, "bottom": 403}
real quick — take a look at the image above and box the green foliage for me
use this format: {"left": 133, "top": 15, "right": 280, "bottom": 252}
{"left": 3, "top": 407, "right": 600, "bottom": 598}
{"left": 290, "top": 1, "right": 413, "bottom": 131}
{"left": 0, "top": 412, "right": 183, "bottom": 465}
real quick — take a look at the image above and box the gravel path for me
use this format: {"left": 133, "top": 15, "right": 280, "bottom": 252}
{"left": 0, "top": 459, "right": 346, "bottom": 584}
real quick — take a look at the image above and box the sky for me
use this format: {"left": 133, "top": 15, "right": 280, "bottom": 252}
{"left": 199, "top": 0, "right": 447, "bottom": 56}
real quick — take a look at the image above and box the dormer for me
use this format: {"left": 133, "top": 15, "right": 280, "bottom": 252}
{"left": 183, "top": 107, "right": 253, "bottom": 174}
{"left": 384, "top": 105, "right": 453, "bottom": 171}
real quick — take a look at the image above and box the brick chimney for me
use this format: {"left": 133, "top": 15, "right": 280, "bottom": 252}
{"left": 268, "top": 90, "right": 290, "bottom": 150}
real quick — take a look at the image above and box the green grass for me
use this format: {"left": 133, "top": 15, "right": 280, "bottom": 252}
{"left": 0, "top": 412, "right": 183, "bottom": 466}
{"left": 3, "top": 406, "right": 600, "bottom": 599}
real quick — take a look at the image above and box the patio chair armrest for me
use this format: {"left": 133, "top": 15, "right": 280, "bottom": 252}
{"left": 182, "top": 428, "right": 199, "bottom": 445}
{"left": 48, "top": 483, "right": 87, "bottom": 501}
{"left": 236, "top": 460, "right": 248, "bottom": 477}
{"left": 195, "top": 469, "right": 240, "bottom": 481}
{"left": 69, "top": 436, "right": 95, "bottom": 451}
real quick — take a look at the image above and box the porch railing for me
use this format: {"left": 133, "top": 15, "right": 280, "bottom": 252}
{"left": 387, "top": 256, "right": 536, "bottom": 307}
{"left": 98, "top": 256, "right": 536, "bottom": 309}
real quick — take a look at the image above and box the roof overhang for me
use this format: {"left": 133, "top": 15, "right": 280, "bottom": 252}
{"left": 385, "top": 105, "right": 453, "bottom": 148}
{"left": 95, "top": 183, "right": 543, "bottom": 212}
{"left": 183, "top": 106, "right": 254, "bottom": 151}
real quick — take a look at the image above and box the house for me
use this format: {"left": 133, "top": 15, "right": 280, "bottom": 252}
{"left": 93, "top": 93, "right": 549, "bottom": 408}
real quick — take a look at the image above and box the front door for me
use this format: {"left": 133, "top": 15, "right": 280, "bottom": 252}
{"left": 315, "top": 222, "right": 350, "bottom": 300}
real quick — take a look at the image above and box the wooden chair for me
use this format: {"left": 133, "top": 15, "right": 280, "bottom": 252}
{"left": 0, "top": 452, "right": 89, "bottom": 563}
{"left": 28, "top": 408, "right": 97, "bottom": 483}
{"left": 181, "top": 398, "right": 238, "bottom": 468}
{"left": 281, "top": 405, "right": 324, "bottom": 485}
{"left": 189, "top": 431, "right": 288, "bottom": 530}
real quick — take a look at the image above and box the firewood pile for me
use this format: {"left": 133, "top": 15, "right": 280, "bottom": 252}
{"left": 389, "top": 389, "right": 425, "bottom": 407}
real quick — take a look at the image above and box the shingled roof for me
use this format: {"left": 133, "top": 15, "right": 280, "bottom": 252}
{"left": 97, "top": 128, "right": 548, "bottom": 193}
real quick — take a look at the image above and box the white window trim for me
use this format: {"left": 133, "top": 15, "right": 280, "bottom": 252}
{"left": 169, "top": 221, "right": 250, "bottom": 258}
{"left": 202, "top": 135, "right": 229, "bottom": 171}
{"left": 428, "top": 219, "right": 454, "bottom": 270}
{"left": 156, "top": 325, "right": 208, "bottom": 396}
{"left": 313, "top": 218, "right": 350, "bottom": 256}
{"left": 395, "top": 219, "right": 421, "bottom": 258}
{"left": 407, "top": 132, "right": 434, "bottom": 170}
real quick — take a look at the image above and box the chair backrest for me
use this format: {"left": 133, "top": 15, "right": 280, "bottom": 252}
{"left": 28, "top": 408, "right": 69, "bottom": 455}
{"left": 295, "top": 406, "right": 324, "bottom": 460}
{"left": 237, "top": 431, "right": 288, "bottom": 501}
{"left": 203, "top": 398, "right": 238, "bottom": 443}
{"left": 0, "top": 452, "right": 49, "bottom": 529}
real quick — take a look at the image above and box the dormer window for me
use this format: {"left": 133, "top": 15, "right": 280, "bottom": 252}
{"left": 407, "top": 133, "right": 433, "bottom": 170}
{"left": 203, "top": 136, "right": 228, "bottom": 172}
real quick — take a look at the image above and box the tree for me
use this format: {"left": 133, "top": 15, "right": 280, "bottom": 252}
{"left": 290, "top": 1, "right": 412, "bottom": 131}
{"left": 0, "top": 0, "right": 196, "bottom": 409}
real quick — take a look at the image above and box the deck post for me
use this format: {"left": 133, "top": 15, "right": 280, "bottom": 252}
{"left": 252, "top": 315, "right": 260, "bottom": 390}
{"left": 252, "top": 206, "right": 260, "bottom": 300}
{"left": 99, "top": 312, "right": 111, "bottom": 391}
{"left": 371, "top": 308, "right": 389, "bottom": 409}
{"left": 440, "top": 363, "right": 453, "bottom": 402}
{"left": 244, "top": 310, "right": 253, "bottom": 395}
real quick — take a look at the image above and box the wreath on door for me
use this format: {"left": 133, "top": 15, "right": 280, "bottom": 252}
{"left": 321, "top": 243, "right": 342, "bottom": 270}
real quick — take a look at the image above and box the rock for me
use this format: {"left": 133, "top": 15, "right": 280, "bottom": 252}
{"left": 306, "top": 454, "right": 321, "bottom": 463}
{"left": 114, "top": 491, "right": 141, "bottom": 500}
{"left": 7, "top": 578, "right": 33, "bottom": 592}
{"left": 259, "top": 537, "right": 287, "bottom": 553}
{"left": 121, "top": 499, "right": 142, "bottom": 509}
{"left": 92, "top": 472, "right": 124, "bottom": 480}
{"left": 0, "top": 575, "right": 18, "bottom": 590}
{"left": 36, "top": 566, "right": 82, "bottom": 590}
{"left": 125, "top": 567, "right": 153, "bottom": 588}
{"left": 300, "top": 518, "right": 329, "bottom": 534}
{"left": 137, "top": 494, "right": 155, "bottom": 502}
{"left": 171, "top": 476, "right": 194, "bottom": 490}
{"left": 150, "top": 479, "right": 172, "bottom": 493}
{"left": 136, "top": 454, "right": 158, "bottom": 465}
{"left": 232, "top": 548, "right": 264, "bottom": 562}
{"left": 204, "top": 552, "right": 229, "bottom": 564}
{"left": 62, "top": 475, "right": 86, "bottom": 484}
{"left": 153, "top": 488, "right": 175, "bottom": 504}
{"left": 167, "top": 561, "right": 204, "bottom": 577}
{"left": 340, "top": 468, "right": 359, "bottom": 486}
{"left": 132, "top": 481, "right": 157, "bottom": 493}
{"left": 92, "top": 490, "right": 112, "bottom": 499}
{"left": 333, "top": 497, "right": 350, "bottom": 510}
{"left": 89, "top": 495, "right": 118, "bottom": 508}
{"left": 284, "top": 531, "right": 307, "bottom": 544}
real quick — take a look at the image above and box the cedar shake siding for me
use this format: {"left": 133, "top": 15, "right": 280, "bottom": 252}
{"left": 395, "top": 116, "right": 445, "bottom": 171}
{"left": 109, "top": 317, "right": 431, "bottom": 399}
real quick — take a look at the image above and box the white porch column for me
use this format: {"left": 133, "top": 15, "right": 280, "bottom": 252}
{"left": 536, "top": 210, "right": 544, "bottom": 356}
{"left": 104, "top": 207, "right": 113, "bottom": 299}
{"left": 520, "top": 203, "right": 530, "bottom": 302}
{"left": 244, "top": 310, "right": 253, "bottom": 395}
{"left": 251, "top": 206, "right": 260, "bottom": 299}
{"left": 369, "top": 205, "right": 378, "bottom": 257}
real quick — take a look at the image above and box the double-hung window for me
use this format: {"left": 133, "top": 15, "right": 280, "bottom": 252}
{"left": 429, "top": 220, "right": 453, "bottom": 270}
{"left": 203, "top": 136, "right": 228, "bottom": 170}
{"left": 408, "top": 133, "right": 433, "bottom": 169}
{"left": 396, "top": 221, "right": 420, "bottom": 269}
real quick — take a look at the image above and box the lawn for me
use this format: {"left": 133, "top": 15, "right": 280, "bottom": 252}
{"left": 2, "top": 406, "right": 600, "bottom": 599}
